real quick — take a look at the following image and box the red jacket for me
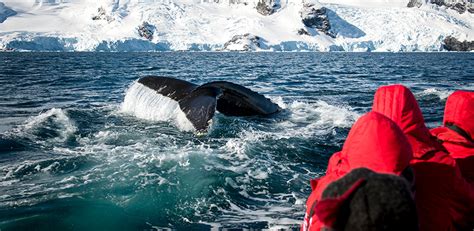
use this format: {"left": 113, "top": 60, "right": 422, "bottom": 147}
{"left": 302, "top": 111, "right": 413, "bottom": 231}
{"left": 372, "top": 85, "right": 474, "bottom": 231}
{"left": 431, "top": 90, "right": 474, "bottom": 183}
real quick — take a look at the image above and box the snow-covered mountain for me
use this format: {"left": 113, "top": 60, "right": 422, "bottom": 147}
{"left": 0, "top": 0, "right": 473, "bottom": 51}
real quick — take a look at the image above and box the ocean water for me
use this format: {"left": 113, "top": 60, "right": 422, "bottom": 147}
{"left": 0, "top": 52, "right": 473, "bottom": 230}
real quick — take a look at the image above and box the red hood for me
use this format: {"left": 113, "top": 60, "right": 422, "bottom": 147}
{"left": 303, "top": 112, "right": 413, "bottom": 230}
{"left": 432, "top": 127, "right": 474, "bottom": 147}
{"left": 372, "top": 85, "right": 442, "bottom": 158}
{"left": 341, "top": 111, "right": 413, "bottom": 175}
{"left": 431, "top": 127, "right": 474, "bottom": 160}
{"left": 443, "top": 90, "right": 474, "bottom": 141}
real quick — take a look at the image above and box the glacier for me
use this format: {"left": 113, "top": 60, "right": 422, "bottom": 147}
{"left": 0, "top": 0, "right": 473, "bottom": 52}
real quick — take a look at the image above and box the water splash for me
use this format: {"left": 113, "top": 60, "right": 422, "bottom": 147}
{"left": 419, "top": 88, "right": 453, "bottom": 100}
{"left": 121, "top": 81, "right": 195, "bottom": 132}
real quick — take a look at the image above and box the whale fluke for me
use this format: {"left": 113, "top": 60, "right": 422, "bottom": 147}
{"left": 138, "top": 76, "right": 197, "bottom": 101}
{"left": 136, "top": 76, "right": 280, "bottom": 132}
{"left": 199, "top": 81, "right": 280, "bottom": 116}
{"left": 179, "top": 86, "right": 221, "bottom": 131}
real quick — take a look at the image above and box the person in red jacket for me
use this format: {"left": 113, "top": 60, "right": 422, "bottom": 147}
{"left": 316, "top": 168, "right": 418, "bottom": 231}
{"left": 372, "top": 85, "right": 474, "bottom": 231}
{"left": 431, "top": 90, "right": 474, "bottom": 183}
{"left": 302, "top": 111, "right": 414, "bottom": 231}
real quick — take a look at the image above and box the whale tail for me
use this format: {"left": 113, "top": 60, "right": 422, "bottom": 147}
{"left": 136, "top": 76, "right": 280, "bottom": 132}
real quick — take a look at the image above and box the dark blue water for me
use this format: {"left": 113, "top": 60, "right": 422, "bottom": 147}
{"left": 0, "top": 52, "right": 473, "bottom": 230}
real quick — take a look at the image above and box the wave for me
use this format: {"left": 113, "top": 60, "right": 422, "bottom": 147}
{"left": 2, "top": 155, "right": 93, "bottom": 181}
{"left": 4, "top": 108, "right": 77, "bottom": 147}
{"left": 285, "top": 100, "right": 360, "bottom": 129}
{"left": 0, "top": 93, "right": 359, "bottom": 227}
{"left": 121, "top": 81, "right": 195, "bottom": 132}
{"left": 209, "top": 99, "right": 359, "bottom": 228}
{"left": 268, "top": 98, "right": 360, "bottom": 138}
{"left": 418, "top": 88, "right": 453, "bottom": 100}
{"left": 219, "top": 98, "right": 360, "bottom": 163}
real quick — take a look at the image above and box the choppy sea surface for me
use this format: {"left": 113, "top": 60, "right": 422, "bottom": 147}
{"left": 0, "top": 52, "right": 473, "bottom": 230}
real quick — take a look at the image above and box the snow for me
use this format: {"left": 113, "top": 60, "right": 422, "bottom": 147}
{"left": 327, "top": 3, "right": 474, "bottom": 51}
{"left": 319, "top": 0, "right": 410, "bottom": 8}
{"left": 0, "top": 0, "right": 473, "bottom": 51}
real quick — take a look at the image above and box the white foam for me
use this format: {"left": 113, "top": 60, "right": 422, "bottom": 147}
{"left": 248, "top": 169, "right": 269, "bottom": 180}
{"left": 269, "top": 96, "right": 287, "bottom": 109}
{"left": 121, "top": 81, "right": 195, "bottom": 132}
{"left": 205, "top": 100, "right": 360, "bottom": 228}
{"left": 210, "top": 199, "right": 304, "bottom": 229}
{"left": 419, "top": 87, "right": 453, "bottom": 100}
{"left": 278, "top": 99, "right": 360, "bottom": 138}
{"left": 217, "top": 99, "right": 360, "bottom": 180}
{"left": 41, "top": 161, "right": 60, "bottom": 172}
{"left": 224, "top": 99, "right": 360, "bottom": 150}
{"left": 310, "top": 100, "right": 361, "bottom": 128}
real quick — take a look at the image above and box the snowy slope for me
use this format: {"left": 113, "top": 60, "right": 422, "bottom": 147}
{"left": 0, "top": 0, "right": 473, "bottom": 51}
{"left": 324, "top": 2, "right": 474, "bottom": 51}
{"left": 319, "top": 0, "right": 409, "bottom": 7}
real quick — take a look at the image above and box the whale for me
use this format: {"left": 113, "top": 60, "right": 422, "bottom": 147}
{"left": 137, "top": 76, "right": 281, "bottom": 132}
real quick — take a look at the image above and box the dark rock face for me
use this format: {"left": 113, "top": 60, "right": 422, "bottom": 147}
{"left": 300, "top": 4, "right": 334, "bottom": 37}
{"left": 223, "top": 33, "right": 263, "bottom": 51}
{"left": 443, "top": 36, "right": 474, "bottom": 51}
{"left": 92, "top": 7, "right": 114, "bottom": 22}
{"left": 452, "top": 2, "right": 467, "bottom": 14}
{"left": 407, "top": 0, "right": 422, "bottom": 8}
{"left": 408, "top": 1, "right": 473, "bottom": 14}
{"left": 297, "top": 28, "right": 310, "bottom": 36}
{"left": 429, "top": 1, "right": 472, "bottom": 14}
{"left": 256, "top": 0, "right": 279, "bottom": 16}
{"left": 137, "top": 22, "right": 155, "bottom": 41}
{"left": 431, "top": 0, "right": 445, "bottom": 6}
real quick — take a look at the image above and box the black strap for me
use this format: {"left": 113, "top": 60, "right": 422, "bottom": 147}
{"left": 446, "top": 122, "right": 474, "bottom": 143}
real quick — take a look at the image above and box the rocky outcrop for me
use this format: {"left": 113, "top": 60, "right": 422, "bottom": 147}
{"left": 137, "top": 22, "right": 155, "bottom": 41}
{"left": 408, "top": 0, "right": 473, "bottom": 13}
{"left": 92, "top": 7, "right": 114, "bottom": 22}
{"left": 223, "top": 33, "right": 264, "bottom": 51}
{"left": 0, "top": 3, "right": 17, "bottom": 23}
{"left": 443, "top": 36, "right": 474, "bottom": 51}
{"left": 451, "top": 3, "right": 467, "bottom": 14}
{"left": 300, "top": 3, "right": 334, "bottom": 37}
{"left": 256, "top": 0, "right": 279, "bottom": 16}
{"left": 407, "top": 0, "right": 422, "bottom": 8}
{"left": 297, "top": 28, "right": 310, "bottom": 36}
{"left": 430, "top": 1, "right": 472, "bottom": 14}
